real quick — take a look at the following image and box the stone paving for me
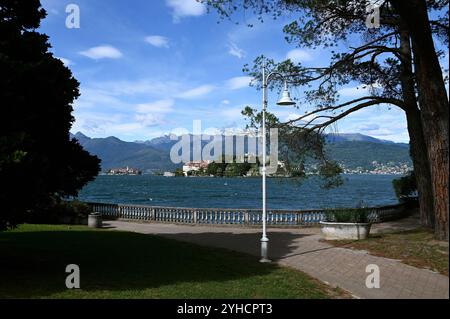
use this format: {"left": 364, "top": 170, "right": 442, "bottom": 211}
{"left": 104, "top": 218, "right": 449, "bottom": 299}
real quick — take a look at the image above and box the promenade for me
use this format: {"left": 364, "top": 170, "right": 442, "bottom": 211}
{"left": 106, "top": 216, "right": 449, "bottom": 299}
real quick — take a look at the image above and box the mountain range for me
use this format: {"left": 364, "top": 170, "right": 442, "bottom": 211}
{"left": 71, "top": 132, "right": 412, "bottom": 173}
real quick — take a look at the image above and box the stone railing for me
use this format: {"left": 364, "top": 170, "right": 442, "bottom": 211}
{"left": 85, "top": 201, "right": 409, "bottom": 227}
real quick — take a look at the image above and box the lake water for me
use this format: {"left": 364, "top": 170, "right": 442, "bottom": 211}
{"left": 77, "top": 174, "right": 400, "bottom": 210}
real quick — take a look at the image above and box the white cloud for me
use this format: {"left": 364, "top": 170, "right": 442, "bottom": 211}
{"left": 72, "top": 111, "right": 167, "bottom": 139}
{"left": 166, "top": 0, "right": 206, "bottom": 23}
{"left": 226, "top": 76, "right": 253, "bottom": 90}
{"left": 89, "top": 79, "right": 183, "bottom": 97}
{"left": 71, "top": 111, "right": 124, "bottom": 135}
{"left": 111, "top": 122, "right": 147, "bottom": 134}
{"left": 332, "top": 104, "right": 410, "bottom": 142}
{"left": 56, "top": 57, "right": 73, "bottom": 66}
{"left": 351, "top": 123, "right": 409, "bottom": 142}
{"left": 79, "top": 45, "right": 123, "bottom": 60}
{"left": 286, "top": 49, "right": 314, "bottom": 63}
{"left": 74, "top": 78, "right": 217, "bottom": 112}
{"left": 75, "top": 88, "right": 128, "bottom": 109}
{"left": 145, "top": 35, "right": 170, "bottom": 48}
{"left": 228, "top": 42, "right": 246, "bottom": 59}
{"left": 222, "top": 100, "right": 230, "bottom": 105}
{"left": 358, "top": 123, "right": 380, "bottom": 131}
{"left": 135, "top": 99, "right": 175, "bottom": 113}
{"left": 135, "top": 114, "right": 166, "bottom": 127}
{"left": 177, "top": 85, "right": 215, "bottom": 99}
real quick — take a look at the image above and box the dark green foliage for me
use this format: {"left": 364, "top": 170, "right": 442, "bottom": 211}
{"left": 204, "top": 161, "right": 252, "bottom": 177}
{"left": 187, "top": 167, "right": 206, "bottom": 176}
{"left": 206, "top": 161, "right": 227, "bottom": 176}
{"left": 324, "top": 207, "right": 370, "bottom": 223}
{"left": 174, "top": 168, "right": 184, "bottom": 176}
{"left": 224, "top": 162, "right": 252, "bottom": 177}
{"left": 392, "top": 171, "right": 417, "bottom": 200}
{"left": 28, "top": 200, "right": 92, "bottom": 225}
{"left": 0, "top": 1, "right": 100, "bottom": 230}
{"left": 289, "top": 165, "right": 305, "bottom": 178}
{"left": 318, "top": 161, "right": 343, "bottom": 188}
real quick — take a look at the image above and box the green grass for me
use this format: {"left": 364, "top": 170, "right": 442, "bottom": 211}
{"left": 0, "top": 224, "right": 344, "bottom": 299}
{"left": 325, "top": 228, "right": 449, "bottom": 276}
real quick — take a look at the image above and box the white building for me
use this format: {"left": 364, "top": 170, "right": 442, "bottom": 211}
{"left": 163, "top": 172, "right": 175, "bottom": 177}
{"left": 182, "top": 160, "right": 211, "bottom": 176}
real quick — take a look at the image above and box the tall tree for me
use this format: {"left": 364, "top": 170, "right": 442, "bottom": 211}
{"left": 390, "top": 0, "right": 449, "bottom": 239}
{"left": 398, "top": 27, "right": 435, "bottom": 227}
{"left": 0, "top": 0, "right": 101, "bottom": 230}
{"left": 203, "top": 0, "right": 448, "bottom": 238}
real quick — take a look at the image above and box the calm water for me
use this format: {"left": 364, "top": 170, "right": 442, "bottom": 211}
{"left": 77, "top": 174, "right": 400, "bottom": 210}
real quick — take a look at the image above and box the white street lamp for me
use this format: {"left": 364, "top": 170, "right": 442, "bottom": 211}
{"left": 260, "top": 63, "right": 295, "bottom": 263}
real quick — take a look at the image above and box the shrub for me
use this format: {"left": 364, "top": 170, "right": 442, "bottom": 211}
{"left": 392, "top": 171, "right": 417, "bottom": 200}
{"left": 28, "top": 199, "right": 92, "bottom": 225}
{"left": 174, "top": 168, "right": 184, "bottom": 177}
{"left": 324, "top": 207, "right": 370, "bottom": 223}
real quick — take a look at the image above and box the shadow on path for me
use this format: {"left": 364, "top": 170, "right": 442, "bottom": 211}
{"left": 103, "top": 221, "right": 316, "bottom": 261}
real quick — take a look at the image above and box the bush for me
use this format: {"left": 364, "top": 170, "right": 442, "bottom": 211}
{"left": 174, "top": 168, "right": 184, "bottom": 177}
{"left": 27, "top": 199, "right": 92, "bottom": 225}
{"left": 392, "top": 171, "right": 417, "bottom": 200}
{"left": 324, "top": 207, "right": 370, "bottom": 223}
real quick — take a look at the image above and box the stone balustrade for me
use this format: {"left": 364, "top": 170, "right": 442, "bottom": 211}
{"left": 85, "top": 202, "right": 409, "bottom": 226}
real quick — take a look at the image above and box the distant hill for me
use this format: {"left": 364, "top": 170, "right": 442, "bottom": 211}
{"left": 71, "top": 132, "right": 177, "bottom": 173}
{"left": 139, "top": 133, "right": 410, "bottom": 149}
{"left": 72, "top": 132, "right": 412, "bottom": 173}
{"left": 325, "top": 133, "right": 408, "bottom": 146}
{"left": 325, "top": 141, "right": 411, "bottom": 168}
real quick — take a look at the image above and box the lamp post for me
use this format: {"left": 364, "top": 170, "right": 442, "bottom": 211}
{"left": 260, "top": 63, "right": 296, "bottom": 263}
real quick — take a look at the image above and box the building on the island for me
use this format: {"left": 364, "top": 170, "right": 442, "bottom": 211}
{"left": 182, "top": 160, "right": 211, "bottom": 176}
{"left": 107, "top": 166, "right": 142, "bottom": 175}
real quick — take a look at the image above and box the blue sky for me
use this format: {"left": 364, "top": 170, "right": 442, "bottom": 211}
{"left": 38, "top": 0, "right": 447, "bottom": 143}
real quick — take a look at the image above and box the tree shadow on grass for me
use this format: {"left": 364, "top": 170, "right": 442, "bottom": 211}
{"left": 0, "top": 227, "right": 315, "bottom": 298}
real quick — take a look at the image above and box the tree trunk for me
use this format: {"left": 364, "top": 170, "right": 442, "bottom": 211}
{"left": 399, "top": 29, "right": 434, "bottom": 228}
{"left": 392, "top": 0, "right": 449, "bottom": 239}
{"left": 405, "top": 109, "right": 435, "bottom": 227}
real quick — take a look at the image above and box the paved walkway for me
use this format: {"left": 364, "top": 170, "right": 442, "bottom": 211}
{"left": 104, "top": 218, "right": 449, "bottom": 299}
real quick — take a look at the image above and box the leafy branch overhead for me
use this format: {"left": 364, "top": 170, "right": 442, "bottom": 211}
{"left": 206, "top": 0, "right": 448, "bottom": 130}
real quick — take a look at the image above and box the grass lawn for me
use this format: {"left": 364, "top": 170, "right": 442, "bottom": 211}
{"left": 0, "top": 224, "right": 346, "bottom": 299}
{"left": 325, "top": 228, "right": 449, "bottom": 276}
